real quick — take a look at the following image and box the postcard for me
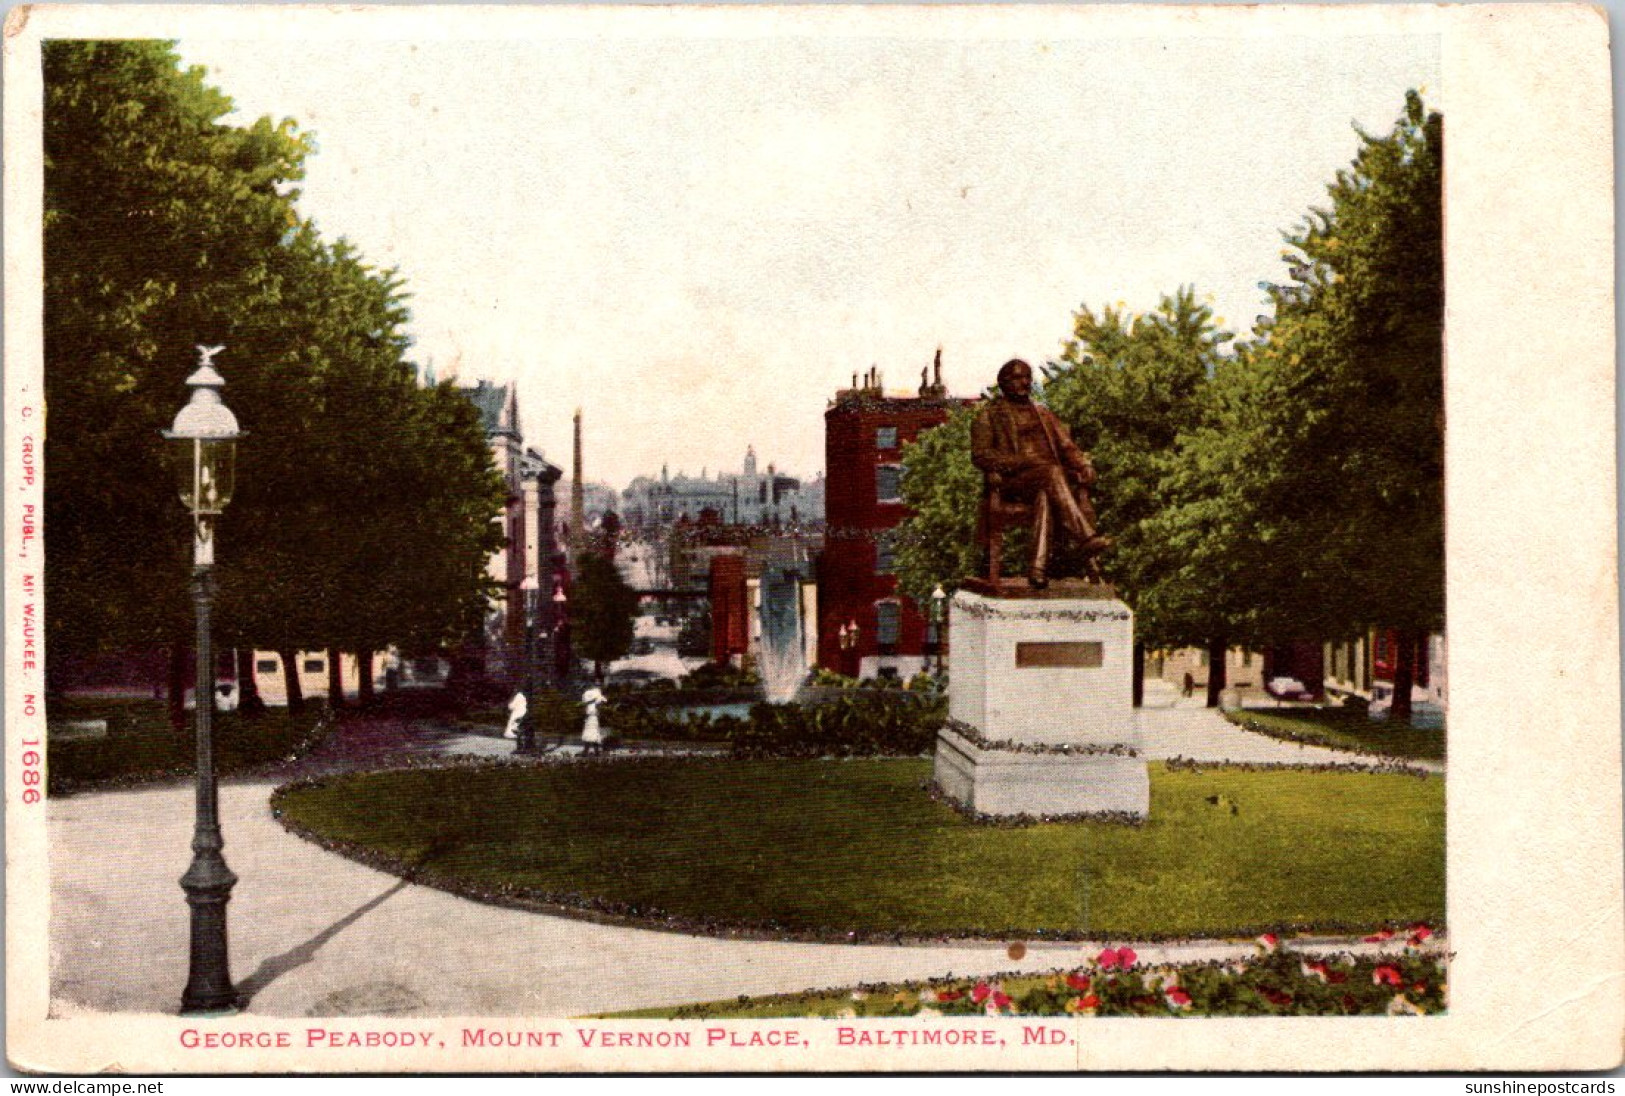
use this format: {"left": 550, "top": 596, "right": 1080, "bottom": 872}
{"left": 5, "top": 3, "right": 1620, "bottom": 1075}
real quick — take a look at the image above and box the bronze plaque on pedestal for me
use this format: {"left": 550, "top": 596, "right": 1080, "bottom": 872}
{"left": 1014, "top": 641, "right": 1104, "bottom": 668}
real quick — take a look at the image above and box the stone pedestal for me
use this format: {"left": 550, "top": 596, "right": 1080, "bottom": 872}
{"left": 932, "top": 583, "right": 1149, "bottom": 818}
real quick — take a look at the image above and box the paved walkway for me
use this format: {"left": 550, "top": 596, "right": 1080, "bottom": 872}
{"left": 1134, "top": 706, "right": 1443, "bottom": 773}
{"left": 48, "top": 707, "right": 1439, "bottom": 1018}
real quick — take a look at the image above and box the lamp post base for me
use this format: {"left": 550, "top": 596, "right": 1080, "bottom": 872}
{"left": 179, "top": 848, "right": 239, "bottom": 1014}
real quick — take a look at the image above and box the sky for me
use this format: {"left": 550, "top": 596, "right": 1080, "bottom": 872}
{"left": 176, "top": 17, "right": 1439, "bottom": 491}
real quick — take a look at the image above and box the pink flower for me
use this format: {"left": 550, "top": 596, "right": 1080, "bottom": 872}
{"left": 1165, "top": 987, "right": 1192, "bottom": 1010}
{"left": 1372, "top": 965, "right": 1403, "bottom": 987}
{"left": 1363, "top": 929, "right": 1395, "bottom": 944}
{"left": 1097, "top": 948, "right": 1120, "bottom": 970}
{"left": 1118, "top": 947, "right": 1138, "bottom": 968}
{"left": 1407, "top": 925, "right": 1435, "bottom": 948}
{"left": 991, "top": 991, "right": 1012, "bottom": 1010}
{"left": 1256, "top": 933, "right": 1279, "bottom": 953}
{"left": 1066, "top": 972, "right": 1092, "bottom": 992}
{"left": 971, "top": 982, "right": 991, "bottom": 1003}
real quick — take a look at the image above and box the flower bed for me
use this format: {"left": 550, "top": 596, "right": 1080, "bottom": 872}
{"left": 618, "top": 933, "right": 1447, "bottom": 1019}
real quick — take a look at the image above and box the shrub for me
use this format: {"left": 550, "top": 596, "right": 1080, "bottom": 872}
{"left": 599, "top": 691, "right": 946, "bottom": 757}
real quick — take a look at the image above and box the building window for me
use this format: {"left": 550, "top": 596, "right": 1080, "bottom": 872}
{"left": 1242, "top": 650, "right": 1252, "bottom": 668}
{"left": 304, "top": 658, "right": 325, "bottom": 674}
{"left": 256, "top": 659, "right": 278, "bottom": 674}
{"left": 875, "top": 426, "right": 898, "bottom": 450}
{"left": 875, "top": 465, "right": 902, "bottom": 502}
{"left": 876, "top": 601, "right": 901, "bottom": 651}
{"left": 875, "top": 533, "right": 896, "bottom": 574}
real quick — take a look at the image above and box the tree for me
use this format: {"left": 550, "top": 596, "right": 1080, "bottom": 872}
{"left": 44, "top": 42, "right": 507, "bottom": 710}
{"left": 570, "top": 554, "right": 639, "bottom": 681}
{"left": 1042, "top": 289, "right": 1234, "bottom": 701}
{"left": 1171, "top": 91, "right": 1443, "bottom": 718}
{"left": 893, "top": 405, "right": 984, "bottom": 606}
{"left": 44, "top": 40, "right": 311, "bottom": 718}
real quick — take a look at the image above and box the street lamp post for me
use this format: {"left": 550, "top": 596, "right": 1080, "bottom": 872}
{"left": 552, "top": 585, "right": 569, "bottom": 690}
{"left": 930, "top": 585, "right": 947, "bottom": 680}
{"left": 162, "top": 348, "right": 242, "bottom": 1015}
{"left": 518, "top": 574, "right": 540, "bottom": 754}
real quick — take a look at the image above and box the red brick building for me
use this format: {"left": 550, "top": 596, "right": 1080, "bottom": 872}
{"left": 817, "top": 359, "right": 975, "bottom": 679}
{"left": 709, "top": 554, "right": 749, "bottom": 664}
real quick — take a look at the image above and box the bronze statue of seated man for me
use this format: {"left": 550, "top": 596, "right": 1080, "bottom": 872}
{"left": 970, "top": 358, "right": 1111, "bottom": 588}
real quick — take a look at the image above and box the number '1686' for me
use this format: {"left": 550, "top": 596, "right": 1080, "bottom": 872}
{"left": 20, "top": 737, "right": 41, "bottom": 804}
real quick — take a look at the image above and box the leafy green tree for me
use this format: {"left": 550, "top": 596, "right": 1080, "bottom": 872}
{"left": 45, "top": 41, "right": 506, "bottom": 714}
{"left": 893, "top": 405, "right": 983, "bottom": 606}
{"left": 570, "top": 554, "right": 640, "bottom": 681}
{"left": 1042, "top": 289, "right": 1234, "bottom": 700}
{"left": 1169, "top": 91, "right": 1443, "bottom": 718}
{"left": 44, "top": 39, "right": 310, "bottom": 717}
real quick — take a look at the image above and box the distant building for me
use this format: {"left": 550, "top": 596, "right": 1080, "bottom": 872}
{"left": 706, "top": 534, "right": 821, "bottom": 671}
{"left": 1323, "top": 630, "right": 1446, "bottom": 709}
{"left": 457, "top": 379, "right": 564, "bottom": 689}
{"left": 563, "top": 478, "right": 621, "bottom": 529}
{"left": 622, "top": 448, "right": 825, "bottom": 529}
{"left": 817, "top": 356, "right": 972, "bottom": 680}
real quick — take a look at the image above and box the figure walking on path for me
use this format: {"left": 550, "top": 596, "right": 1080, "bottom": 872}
{"left": 503, "top": 691, "right": 527, "bottom": 740}
{"left": 580, "top": 686, "right": 607, "bottom": 754}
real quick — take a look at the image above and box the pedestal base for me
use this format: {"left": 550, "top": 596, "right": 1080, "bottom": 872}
{"left": 932, "top": 726, "right": 1150, "bottom": 819}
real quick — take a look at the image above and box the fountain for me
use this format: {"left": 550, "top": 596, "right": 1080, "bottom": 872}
{"left": 757, "top": 565, "right": 808, "bottom": 704}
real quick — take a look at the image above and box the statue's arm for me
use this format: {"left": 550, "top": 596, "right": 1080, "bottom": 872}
{"left": 970, "top": 408, "right": 1024, "bottom": 476}
{"left": 1051, "top": 415, "right": 1097, "bottom": 484}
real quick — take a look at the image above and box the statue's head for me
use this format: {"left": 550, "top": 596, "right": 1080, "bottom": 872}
{"left": 997, "top": 359, "right": 1034, "bottom": 402}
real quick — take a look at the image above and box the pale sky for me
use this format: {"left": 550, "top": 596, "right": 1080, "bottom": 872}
{"left": 176, "top": 17, "right": 1439, "bottom": 490}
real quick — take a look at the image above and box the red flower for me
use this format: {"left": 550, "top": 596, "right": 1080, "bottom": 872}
{"left": 1328, "top": 970, "right": 1349, "bottom": 985}
{"left": 1261, "top": 988, "right": 1294, "bottom": 1007}
{"left": 1097, "top": 948, "right": 1120, "bottom": 970}
{"left": 991, "top": 991, "right": 1012, "bottom": 1010}
{"left": 1256, "top": 933, "right": 1280, "bottom": 952}
{"left": 1066, "top": 973, "right": 1092, "bottom": 992}
{"left": 936, "top": 989, "right": 962, "bottom": 1002}
{"left": 1373, "top": 965, "right": 1403, "bottom": 987}
{"left": 1118, "top": 947, "right": 1138, "bottom": 968}
{"left": 1364, "top": 929, "right": 1395, "bottom": 944}
{"left": 1412, "top": 983, "right": 1427, "bottom": 995}
{"left": 1165, "top": 987, "right": 1193, "bottom": 1009}
{"left": 1410, "top": 924, "right": 1433, "bottom": 940}
{"left": 1080, "top": 994, "right": 1100, "bottom": 1010}
{"left": 971, "top": 982, "right": 991, "bottom": 1003}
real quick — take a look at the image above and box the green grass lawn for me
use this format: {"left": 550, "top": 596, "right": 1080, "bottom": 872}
{"left": 1225, "top": 707, "right": 1445, "bottom": 762}
{"left": 274, "top": 758, "right": 1443, "bottom": 939}
{"left": 49, "top": 698, "right": 327, "bottom": 794}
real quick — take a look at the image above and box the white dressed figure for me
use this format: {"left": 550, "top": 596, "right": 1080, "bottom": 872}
{"left": 503, "top": 691, "right": 527, "bottom": 739}
{"left": 581, "top": 686, "right": 606, "bottom": 752}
